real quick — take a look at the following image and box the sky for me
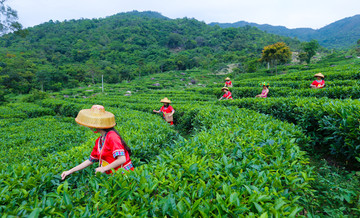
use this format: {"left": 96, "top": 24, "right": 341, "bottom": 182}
{"left": 7, "top": 0, "right": 360, "bottom": 29}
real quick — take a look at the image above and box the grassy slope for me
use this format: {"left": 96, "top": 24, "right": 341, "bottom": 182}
{"left": 4, "top": 53, "right": 360, "bottom": 216}
{"left": 49, "top": 55, "right": 360, "bottom": 216}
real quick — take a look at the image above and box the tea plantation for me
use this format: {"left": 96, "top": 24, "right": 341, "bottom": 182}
{"left": 1, "top": 56, "right": 360, "bottom": 217}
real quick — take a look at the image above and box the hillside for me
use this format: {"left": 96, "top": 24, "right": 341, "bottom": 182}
{"left": 0, "top": 11, "right": 302, "bottom": 95}
{"left": 210, "top": 14, "right": 360, "bottom": 49}
{"left": 1, "top": 54, "right": 360, "bottom": 217}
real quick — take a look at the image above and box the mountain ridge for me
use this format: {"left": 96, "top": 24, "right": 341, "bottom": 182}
{"left": 209, "top": 14, "right": 360, "bottom": 49}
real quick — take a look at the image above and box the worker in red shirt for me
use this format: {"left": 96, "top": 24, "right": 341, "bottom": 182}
{"left": 219, "top": 87, "right": 233, "bottom": 100}
{"left": 224, "top": 77, "right": 233, "bottom": 87}
{"left": 153, "top": 97, "right": 175, "bottom": 125}
{"left": 310, "top": 73, "right": 325, "bottom": 89}
{"left": 61, "top": 105, "right": 134, "bottom": 180}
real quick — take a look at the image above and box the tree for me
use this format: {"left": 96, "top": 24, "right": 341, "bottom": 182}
{"left": 302, "top": 40, "right": 320, "bottom": 64}
{"left": 167, "top": 33, "right": 183, "bottom": 49}
{"left": 245, "top": 58, "right": 259, "bottom": 73}
{"left": 298, "top": 52, "right": 307, "bottom": 64}
{"left": 0, "top": 0, "right": 23, "bottom": 35}
{"left": 356, "top": 39, "right": 360, "bottom": 56}
{"left": 0, "top": 75, "right": 8, "bottom": 103}
{"left": 260, "top": 42, "right": 291, "bottom": 74}
{"left": 174, "top": 54, "right": 189, "bottom": 70}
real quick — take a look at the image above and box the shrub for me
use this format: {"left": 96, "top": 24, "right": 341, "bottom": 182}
{"left": 222, "top": 97, "right": 360, "bottom": 164}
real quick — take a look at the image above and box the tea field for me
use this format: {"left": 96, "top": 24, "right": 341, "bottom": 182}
{"left": 1, "top": 56, "right": 360, "bottom": 217}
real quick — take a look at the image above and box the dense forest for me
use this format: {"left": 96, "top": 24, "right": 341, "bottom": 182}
{"left": 210, "top": 14, "right": 360, "bottom": 49}
{"left": 0, "top": 11, "right": 302, "bottom": 94}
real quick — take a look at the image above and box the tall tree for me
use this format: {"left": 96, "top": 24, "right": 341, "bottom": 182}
{"left": 302, "top": 40, "right": 320, "bottom": 64}
{"left": 0, "top": 0, "right": 22, "bottom": 34}
{"left": 297, "top": 52, "right": 307, "bottom": 64}
{"left": 0, "top": 75, "right": 7, "bottom": 103}
{"left": 260, "top": 42, "right": 291, "bottom": 74}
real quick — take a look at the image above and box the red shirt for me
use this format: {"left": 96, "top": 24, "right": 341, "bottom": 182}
{"left": 222, "top": 91, "right": 233, "bottom": 100}
{"left": 160, "top": 105, "right": 174, "bottom": 117}
{"left": 311, "top": 80, "right": 325, "bottom": 88}
{"left": 225, "top": 81, "right": 232, "bottom": 86}
{"left": 89, "top": 131, "right": 134, "bottom": 174}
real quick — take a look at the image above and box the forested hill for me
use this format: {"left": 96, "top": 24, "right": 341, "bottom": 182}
{"left": 209, "top": 14, "right": 360, "bottom": 49}
{"left": 0, "top": 11, "right": 301, "bottom": 94}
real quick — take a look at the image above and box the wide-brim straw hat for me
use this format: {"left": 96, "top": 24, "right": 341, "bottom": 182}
{"left": 221, "top": 87, "right": 229, "bottom": 91}
{"left": 314, "top": 73, "right": 324, "bottom": 78}
{"left": 160, "top": 97, "right": 171, "bottom": 104}
{"left": 259, "top": 82, "right": 270, "bottom": 87}
{"left": 75, "top": 105, "right": 116, "bottom": 129}
{"left": 225, "top": 77, "right": 231, "bottom": 81}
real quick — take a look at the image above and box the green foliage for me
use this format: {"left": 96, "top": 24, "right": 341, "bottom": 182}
{"left": 0, "top": 105, "right": 26, "bottom": 119}
{"left": 0, "top": 103, "right": 313, "bottom": 217}
{"left": 0, "top": 11, "right": 301, "bottom": 94}
{"left": 301, "top": 158, "right": 360, "bottom": 216}
{"left": 1, "top": 102, "right": 55, "bottom": 118}
{"left": 39, "top": 99, "right": 85, "bottom": 117}
{"left": 260, "top": 42, "right": 292, "bottom": 73}
{"left": 222, "top": 97, "right": 360, "bottom": 165}
{"left": 298, "top": 52, "right": 307, "bottom": 64}
{"left": 1, "top": 26, "right": 360, "bottom": 217}
{"left": 189, "top": 85, "right": 360, "bottom": 99}
{"left": 302, "top": 40, "right": 320, "bottom": 64}
{"left": 0, "top": 116, "right": 90, "bottom": 164}
{"left": 20, "top": 89, "right": 49, "bottom": 103}
{"left": 0, "top": 0, "right": 23, "bottom": 34}
{"left": 211, "top": 14, "right": 360, "bottom": 49}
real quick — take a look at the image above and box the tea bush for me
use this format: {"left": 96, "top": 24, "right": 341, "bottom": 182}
{"left": 0, "top": 116, "right": 91, "bottom": 165}
{"left": 222, "top": 97, "right": 360, "bottom": 164}
{"left": 1, "top": 103, "right": 55, "bottom": 118}
{"left": 0, "top": 102, "right": 313, "bottom": 216}
{"left": 2, "top": 58, "right": 359, "bottom": 216}
{"left": 207, "top": 80, "right": 360, "bottom": 89}
{"left": 189, "top": 85, "right": 360, "bottom": 99}
{"left": 0, "top": 106, "right": 177, "bottom": 216}
{"left": 0, "top": 106, "right": 27, "bottom": 119}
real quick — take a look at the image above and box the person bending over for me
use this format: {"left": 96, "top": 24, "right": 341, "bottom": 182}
{"left": 61, "top": 105, "right": 134, "bottom": 180}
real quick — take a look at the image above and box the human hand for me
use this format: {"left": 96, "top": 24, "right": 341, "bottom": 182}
{"left": 61, "top": 170, "right": 71, "bottom": 180}
{"left": 95, "top": 167, "right": 106, "bottom": 174}
{"left": 153, "top": 110, "right": 157, "bottom": 113}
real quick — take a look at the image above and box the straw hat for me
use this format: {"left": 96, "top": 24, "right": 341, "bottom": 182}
{"left": 75, "top": 105, "right": 116, "bottom": 129}
{"left": 259, "top": 82, "right": 270, "bottom": 87}
{"left": 221, "top": 87, "right": 229, "bottom": 91}
{"left": 160, "top": 97, "right": 171, "bottom": 104}
{"left": 314, "top": 73, "right": 324, "bottom": 78}
{"left": 225, "top": 77, "right": 231, "bottom": 81}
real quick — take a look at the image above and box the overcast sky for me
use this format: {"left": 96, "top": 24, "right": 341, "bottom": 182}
{"left": 8, "top": 0, "right": 360, "bottom": 29}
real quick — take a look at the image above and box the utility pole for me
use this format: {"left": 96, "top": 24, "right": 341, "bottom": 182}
{"left": 102, "top": 75, "right": 104, "bottom": 92}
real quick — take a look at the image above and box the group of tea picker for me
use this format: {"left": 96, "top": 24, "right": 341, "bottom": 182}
{"left": 61, "top": 72, "right": 326, "bottom": 180}
{"left": 218, "top": 77, "right": 234, "bottom": 100}
{"left": 219, "top": 77, "right": 267, "bottom": 100}
{"left": 218, "top": 72, "right": 326, "bottom": 101}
